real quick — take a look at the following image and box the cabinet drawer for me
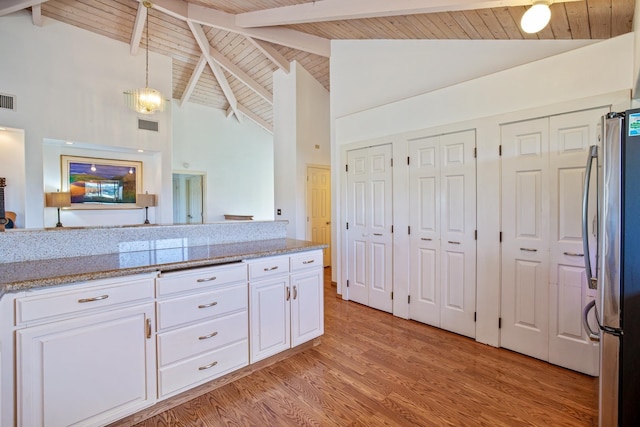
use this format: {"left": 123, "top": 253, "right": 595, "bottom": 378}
{"left": 290, "top": 250, "right": 323, "bottom": 272}
{"left": 157, "top": 284, "right": 247, "bottom": 330}
{"left": 158, "top": 340, "right": 248, "bottom": 398}
{"left": 15, "top": 275, "right": 155, "bottom": 326}
{"left": 157, "top": 311, "right": 248, "bottom": 367}
{"left": 157, "top": 263, "right": 247, "bottom": 297}
{"left": 248, "top": 256, "right": 289, "bottom": 280}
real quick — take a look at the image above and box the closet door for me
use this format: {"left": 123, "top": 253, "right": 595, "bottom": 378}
{"left": 501, "top": 118, "right": 550, "bottom": 361}
{"left": 346, "top": 144, "right": 393, "bottom": 313}
{"left": 548, "top": 108, "right": 606, "bottom": 375}
{"left": 409, "top": 130, "right": 476, "bottom": 338}
{"left": 409, "top": 136, "right": 441, "bottom": 326}
{"left": 439, "top": 131, "right": 477, "bottom": 338}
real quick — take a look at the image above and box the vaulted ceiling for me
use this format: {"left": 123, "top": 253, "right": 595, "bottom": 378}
{"left": 1, "top": 0, "right": 635, "bottom": 133}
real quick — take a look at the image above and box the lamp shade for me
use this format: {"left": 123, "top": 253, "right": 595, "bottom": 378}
{"left": 45, "top": 192, "right": 71, "bottom": 208}
{"left": 136, "top": 193, "right": 157, "bottom": 208}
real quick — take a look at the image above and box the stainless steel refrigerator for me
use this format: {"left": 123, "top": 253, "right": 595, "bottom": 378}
{"left": 583, "top": 109, "right": 640, "bottom": 427}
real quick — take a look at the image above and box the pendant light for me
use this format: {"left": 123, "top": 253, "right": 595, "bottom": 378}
{"left": 521, "top": 0, "right": 552, "bottom": 34}
{"left": 124, "top": 1, "right": 165, "bottom": 114}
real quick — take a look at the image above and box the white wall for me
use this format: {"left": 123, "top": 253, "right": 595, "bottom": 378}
{"left": 330, "top": 34, "right": 635, "bottom": 347}
{"left": 274, "top": 61, "right": 330, "bottom": 238}
{"left": 331, "top": 38, "right": 596, "bottom": 119}
{"left": 172, "top": 102, "right": 274, "bottom": 221}
{"left": 0, "top": 11, "right": 173, "bottom": 228}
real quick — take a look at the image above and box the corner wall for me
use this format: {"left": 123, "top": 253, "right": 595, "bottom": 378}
{"left": 273, "top": 61, "right": 330, "bottom": 239}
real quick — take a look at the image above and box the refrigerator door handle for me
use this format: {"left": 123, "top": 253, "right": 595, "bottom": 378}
{"left": 582, "top": 299, "right": 600, "bottom": 341}
{"left": 582, "top": 145, "right": 598, "bottom": 290}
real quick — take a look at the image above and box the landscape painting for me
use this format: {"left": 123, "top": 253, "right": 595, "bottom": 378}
{"left": 61, "top": 155, "right": 142, "bottom": 209}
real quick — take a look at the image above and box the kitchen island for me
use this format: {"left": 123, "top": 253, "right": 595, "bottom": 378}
{"left": 0, "top": 221, "right": 326, "bottom": 427}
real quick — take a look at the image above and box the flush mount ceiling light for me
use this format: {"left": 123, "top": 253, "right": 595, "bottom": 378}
{"left": 124, "top": 1, "right": 165, "bottom": 114}
{"left": 521, "top": 0, "right": 552, "bottom": 34}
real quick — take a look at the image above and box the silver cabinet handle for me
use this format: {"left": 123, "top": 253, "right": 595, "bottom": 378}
{"left": 264, "top": 266, "right": 279, "bottom": 272}
{"left": 564, "top": 252, "right": 584, "bottom": 257}
{"left": 198, "top": 331, "right": 218, "bottom": 340}
{"left": 421, "top": 238, "right": 432, "bottom": 241}
{"left": 293, "top": 285, "right": 298, "bottom": 300}
{"left": 302, "top": 260, "right": 315, "bottom": 264}
{"left": 286, "top": 286, "right": 291, "bottom": 301}
{"left": 198, "top": 301, "right": 218, "bottom": 309}
{"left": 196, "top": 276, "right": 217, "bottom": 283}
{"left": 198, "top": 361, "right": 218, "bottom": 371}
{"left": 373, "top": 233, "right": 383, "bottom": 236}
{"left": 520, "top": 248, "right": 537, "bottom": 252}
{"left": 146, "top": 318, "right": 152, "bottom": 339}
{"left": 448, "top": 241, "right": 461, "bottom": 245}
{"left": 78, "top": 295, "right": 109, "bottom": 303}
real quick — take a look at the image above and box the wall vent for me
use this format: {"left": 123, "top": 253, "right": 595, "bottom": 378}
{"left": 0, "top": 93, "right": 17, "bottom": 111}
{"left": 138, "top": 118, "right": 159, "bottom": 132}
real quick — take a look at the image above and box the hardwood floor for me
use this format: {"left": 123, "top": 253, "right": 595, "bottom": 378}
{"left": 134, "top": 268, "right": 598, "bottom": 426}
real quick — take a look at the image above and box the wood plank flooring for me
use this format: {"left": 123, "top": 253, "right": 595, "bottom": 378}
{"left": 134, "top": 268, "right": 598, "bottom": 426}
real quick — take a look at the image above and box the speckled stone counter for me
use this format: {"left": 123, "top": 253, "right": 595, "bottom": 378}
{"left": 0, "top": 238, "right": 325, "bottom": 296}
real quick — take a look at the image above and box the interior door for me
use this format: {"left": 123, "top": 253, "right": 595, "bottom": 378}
{"left": 439, "top": 130, "right": 477, "bottom": 338}
{"left": 346, "top": 144, "right": 393, "bottom": 313}
{"left": 307, "top": 166, "right": 331, "bottom": 267}
{"left": 548, "top": 107, "right": 606, "bottom": 376}
{"left": 409, "top": 135, "right": 441, "bottom": 327}
{"left": 501, "top": 118, "right": 550, "bottom": 361}
{"left": 187, "top": 175, "right": 203, "bottom": 224}
{"left": 408, "top": 130, "right": 476, "bottom": 338}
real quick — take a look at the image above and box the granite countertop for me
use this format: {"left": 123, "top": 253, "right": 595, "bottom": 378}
{"left": 0, "top": 238, "right": 326, "bottom": 296}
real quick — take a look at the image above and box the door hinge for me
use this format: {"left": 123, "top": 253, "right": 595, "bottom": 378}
{"left": 306, "top": 175, "right": 309, "bottom": 181}
{"left": 391, "top": 225, "right": 394, "bottom": 233}
{"left": 391, "top": 291, "right": 394, "bottom": 300}
{"left": 498, "top": 317, "right": 502, "bottom": 329}
{"left": 345, "top": 164, "right": 348, "bottom": 172}
{"left": 408, "top": 295, "right": 411, "bottom": 304}
{"left": 391, "top": 158, "right": 394, "bottom": 167}
{"left": 407, "top": 156, "right": 410, "bottom": 165}
{"left": 346, "top": 279, "right": 350, "bottom": 288}
{"left": 474, "top": 147, "right": 477, "bottom": 158}
{"left": 408, "top": 225, "right": 411, "bottom": 235}
{"left": 499, "top": 145, "right": 502, "bottom": 156}
{"left": 474, "top": 312, "right": 477, "bottom": 322}
{"left": 346, "top": 222, "right": 349, "bottom": 230}
{"left": 475, "top": 229, "right": 477, "bottom": 240}
{"left": 499, "top": 231, "right": 502, "bottom": 242}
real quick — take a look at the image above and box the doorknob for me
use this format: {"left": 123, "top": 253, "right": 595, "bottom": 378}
{"left": 326, "top": 221, "right": 331, "bottom": 225}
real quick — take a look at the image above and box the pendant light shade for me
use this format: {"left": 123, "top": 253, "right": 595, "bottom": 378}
{"left": 124, "top": 1, "right": 165, "bottom": 114}
{"left": 521, "top": 1, "right": 552, "bottom": 34}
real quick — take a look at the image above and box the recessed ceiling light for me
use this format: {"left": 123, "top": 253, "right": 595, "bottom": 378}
{"left": 65, "top": 141, "right": 74, "bottom": 145}
{"left": 137, "top": 149, "right": 144, "bottom": 153}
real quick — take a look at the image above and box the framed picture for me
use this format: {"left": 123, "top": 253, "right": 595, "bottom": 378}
{"left": 61, "top": 155, "right": 143, "bottom": 209}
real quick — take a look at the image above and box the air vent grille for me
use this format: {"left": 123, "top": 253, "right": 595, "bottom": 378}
{"left": 138, "top": 118, "right": 158, "bottom": 132}
{"left": 0, "top": 93, "right": 16, "bottom": 111}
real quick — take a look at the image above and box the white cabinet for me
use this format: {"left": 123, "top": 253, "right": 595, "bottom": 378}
{"left": 155, "top": 262, "right": 249, "bottom": 398}
{"left": 249, "top": 250, "right": 324, "bottom": 363}
{"left": 15, "top": 274, "right": 157, "bottom": 427}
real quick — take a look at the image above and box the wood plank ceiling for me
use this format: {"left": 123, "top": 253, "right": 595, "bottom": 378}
{"left": 5, "top": 0, "right": 636, "bottom": 133}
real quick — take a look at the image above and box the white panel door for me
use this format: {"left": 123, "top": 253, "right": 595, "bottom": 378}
{"left": 408, "top": 131, "right": 476, "bottom": 338}
{"left": 501, "top": 118, "right": 550, "bottom": 361}
{"left": 409, "top": 136, "right": 441, "bottom": 326}
{"left": 439, "top": 131, "right": 477, "bottom": 338}
{"left": 548, "top": 107, "right": 606, "bottom": 375}
{"left": 308, "top": 167, "right": 332, "bottom": 267}
{"left": 346, "top": 144, "right": 393, "bottom": 313}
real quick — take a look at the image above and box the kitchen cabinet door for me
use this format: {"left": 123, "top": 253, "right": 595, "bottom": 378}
{"left": 249, "top": 276, "right": 291, "bottom": 363}
{"left": 17, "top": 303, "right": 156, "bottom": 427}
{"left": 290, "top": 268, "right": 324, "bottom": 347}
